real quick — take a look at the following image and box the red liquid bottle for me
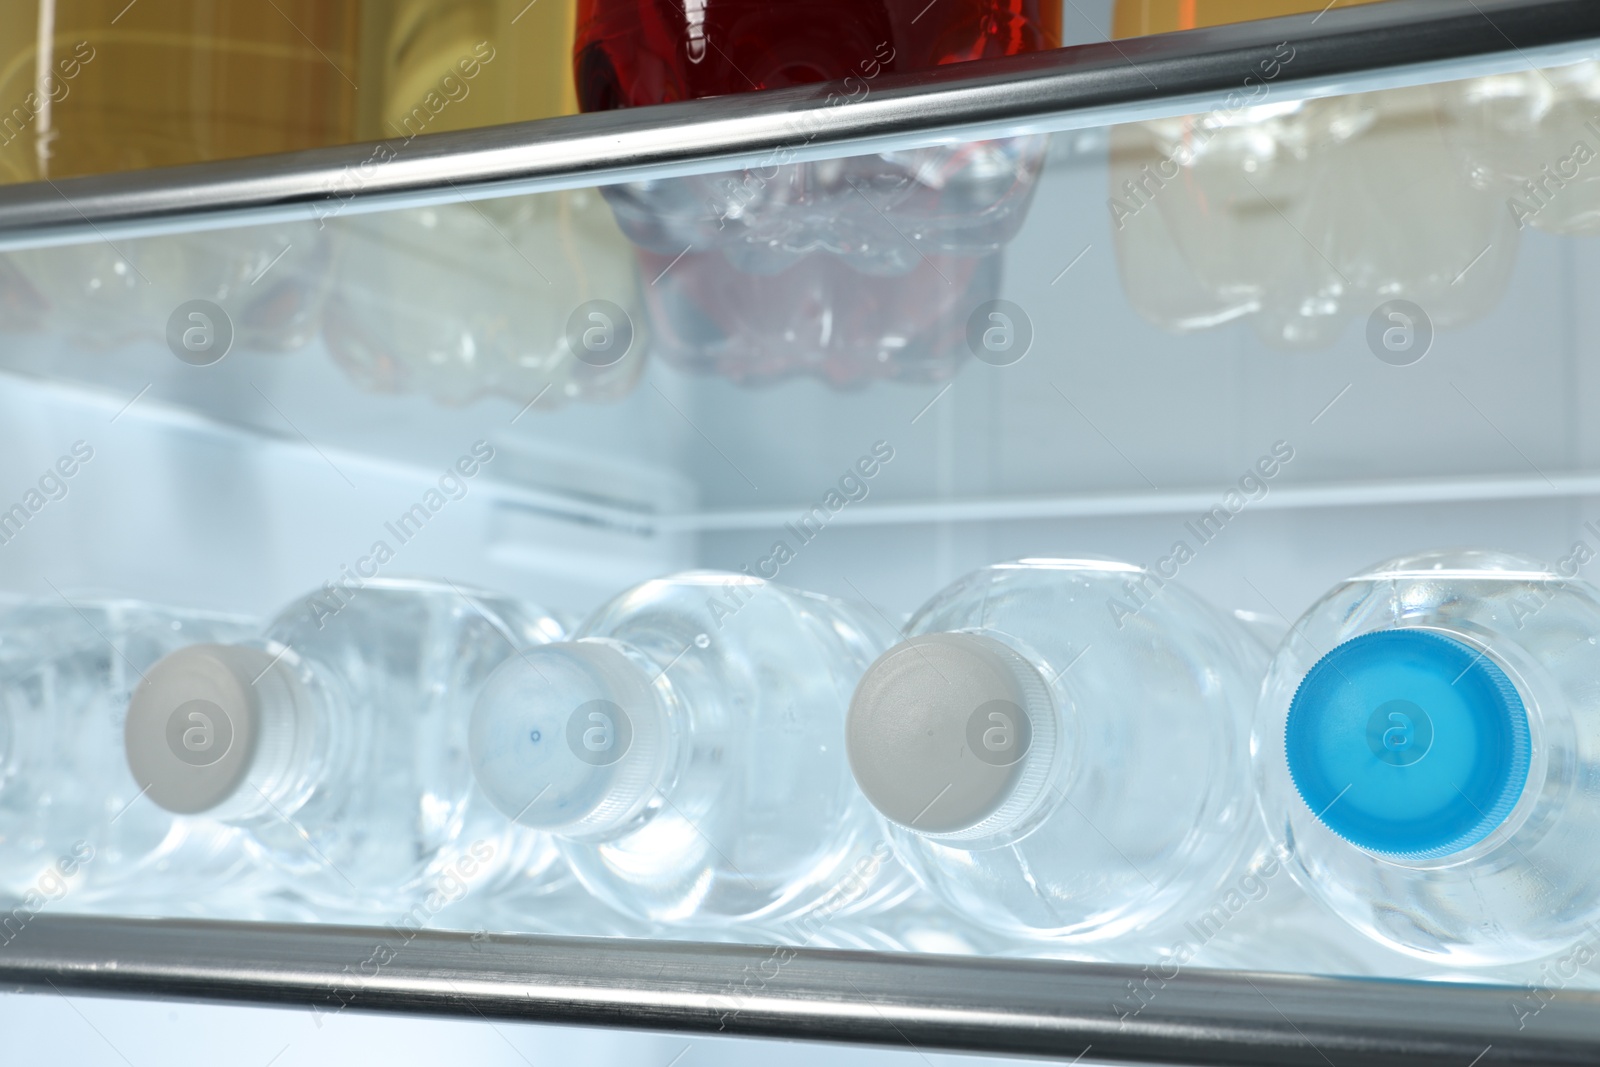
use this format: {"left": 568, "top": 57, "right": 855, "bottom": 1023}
{"left": 574, "top": 0, "right": 1060, "bottom": 387}
{"left": 575, "top": 0, "right": 1060, "bottom": 107}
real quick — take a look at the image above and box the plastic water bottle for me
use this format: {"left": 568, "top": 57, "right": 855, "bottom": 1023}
{"left": 125, "top": 577, "right": 566, "bottom": 916}
{"left": 845, "top": 558, "right": 1265, "bottom": 943}
{"left": 1254, "top": 548, "right": 1600, "bottom": 966}
{"left": 1151, "top": 842, "right": 1420, "bottom": 977}
{"left": 0, "top": 600, "right": 267, "bottom": 917}
{"left": 799, "top": 889, "right": 1014, "bottom": 956}
{"left": 573, "top": 0, "right": 1057, "bottom": 386}
{"left": 324, "top": 189, "right": 647, "bottom": 409}
{"left": 470, "top": 571, "right": 912, "bottom": 927}
{"left": 637, "top": 248, "right": 1002, "bottom": 388}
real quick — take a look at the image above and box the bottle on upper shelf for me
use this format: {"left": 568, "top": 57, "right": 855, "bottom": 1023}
{"left": 322, "top": 188, "right": 646, "bottom": 411}
{"left": 124, "top": 577, "right": 570, "bottom": 920}
{"left": 636, "top": 247, "right": 999, "bottom": 388}
{"left": 572, "top": 0, "right": 1059, "bottom": 387}
{"left": 0, "top": 0, "right": 587, "bottom": 364}
{"left": 1106, "top": 0, "right": 1521, "bottom": 350}
{"left": 470, "top": 571, "right": 914, "bottom": 928}
{"left": 5, "top": 223, "right": 331, "bottom": 355}
{"left": 1442, "top": 61, "right": 1600, "bottom": 237}
{"left": 1111, "top": 0, "right": 1390, "bottom": 37}
{"left": 0, "top": 0, "right": 577, "bottom": 184}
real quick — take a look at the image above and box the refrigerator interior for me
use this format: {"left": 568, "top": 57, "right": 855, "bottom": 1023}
{"left": 4, "top": 4, "right": 1600, "bottom": 1064}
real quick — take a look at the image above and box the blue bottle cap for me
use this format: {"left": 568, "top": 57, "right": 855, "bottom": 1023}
{"left": 1285, "top": 629, "right": 1531, "bottom": 859}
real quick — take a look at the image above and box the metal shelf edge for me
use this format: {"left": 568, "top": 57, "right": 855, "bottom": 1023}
{"left": 0, "top": 915, "right": 1595, "bottom": 1066}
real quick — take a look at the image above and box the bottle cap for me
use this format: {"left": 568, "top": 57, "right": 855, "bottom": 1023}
{"left": 125, "top": 644, "right": 304, "bottom": 816}
{"left": 847, "top": 633, "right": 1056, "bottom": 838}
{"left": 469, "top": 640, "right": 671, "bottom": 839}
{"left": 1286, "top": 629, "right": 1531, "bottom": 859}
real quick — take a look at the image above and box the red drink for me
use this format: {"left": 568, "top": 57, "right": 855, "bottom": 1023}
{"left": 574, "top": 0, "right": 1060, "bottom": 386}
{"left": 575, "top": 0, "right": 1060, "bottom": 109}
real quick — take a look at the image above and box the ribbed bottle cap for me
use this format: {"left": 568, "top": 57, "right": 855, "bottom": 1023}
{"left": 847, "top": 633, "right": 1057, "bottom": 838}
{"left": 1286, "top": 629, "right": 1531, "bottom": 859}
{"left": 125, "top": 644, "right": 304, "bottom": 817}
{"left": 469, "top": 640, "right": 671, "bottom": 839}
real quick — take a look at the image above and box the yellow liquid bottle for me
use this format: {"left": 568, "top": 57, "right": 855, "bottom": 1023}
{"left": 324, "top": 2, "right": 644, "bottom": 411}
{"left": 0, "top": 0, "right": 579, "bottom": 185}
{"left": 1107, "top": 0, "right": 1517, "bottom": 349}
{"left": 0, "top": 1, "right": 362, "bottom": 183}
{"left": 1, "top": 1, "right": 596, "bottom": 374}
{"left": 356, "top": 0, "right": 577, "bottom": 141}
{"left": 1112, "top": 0, "right": 1390, "bottom": 38}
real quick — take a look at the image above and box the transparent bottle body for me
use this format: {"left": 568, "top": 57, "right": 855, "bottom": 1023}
{"left": 573, "top": 0, "right": 1054, "bottom": 387}
{"left": 0, "top": 601, "right": 266, "bottom": 917}
{"left": 796, "top": 887, "right": 1017, "bottom": 957}
{"left": 884, "top": 560, "right": 1265, "bottom": 943}
{"left": 8, "top": 223, "right": 329, "bottom": 354}
{"left": 1110, "top": 83, "right": 1518, "bottom": 350}
{"left": 323, "top": 190, "right": 645, "bottom": 408}
{"left": 557, "top": 574, "right": 911, "bottom": 926}
{"left": 1254, "top": 549, "right": 1600, "bottom": 966}
{"left": 236, "top": 578, "right": 566, "bottom": 918}
{"left": 639, "top": 247, "right": 1002, "bottom": 388}
{"left": 1159, "top": 843, "right": 1418, "bottom": 977}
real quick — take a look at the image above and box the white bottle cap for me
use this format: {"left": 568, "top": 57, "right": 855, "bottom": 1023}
{"left": 125, "top": 643, "right": 304, "bottom": 817}
{"left": 470, "top": 639, "right": 673, "bottom": 840}
{"left": 847, "top": 633, "right": 1057, "bottom": 839}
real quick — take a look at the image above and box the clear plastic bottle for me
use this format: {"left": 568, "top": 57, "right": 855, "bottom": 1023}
{"left": 0, "top": 600, "right": 266, "bottom": 917}
{"left": 796, "top": 888, "right": 1014, "bottom": 957}
{"left": 470, "top": 571, "right": 912, "bottom": 927}
{"left": 323, "top": 188, "right": 646, "bottom": 409}
{"left": 1442, "top": 62, "right": 1600, "bottom": 237}
{"left": 1108, "top": 84, "right": 1518, "bottom": 351}
{"left": 846, "top": 558, "right": 1265, "bottom": 943}
{"left": 125, "top": 577, "right": 567, "bottom": 918}
{"left": 573, "top": 0, "right": 1056, "bottom": 387}
{"left": 1254, "top": 548, "right": 1600, "bottom": 966}
{"left": 638, "top": 247, "right": 1000, "bottom": 388}
{"left": 1130, "top": 607, "right": 1410, "bottom": 978}
{"left": 1156, "top": 842, "right": 1419, "bottom": 978}
{"left": 10, "top": 222, "right": 330, "bottom": 354}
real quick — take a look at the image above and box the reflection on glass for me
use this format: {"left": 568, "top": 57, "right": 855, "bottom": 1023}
{"left": 577, "top": 0, "right": 1059, "bottom": 387}
{"left": 1109, "top": 84, "right": 1520, "bottom": 348}
{"left": 7, "top": 223, "right": 329, "bottom": 352}
{"left": 642, "top": 247, "right": 1000, "bottom": 387}
{"left": 1447, "top": 62, "right": 1600, "bottom": 236}
{"left": 324, "top": 188, "right": 646, "bottom": 409}
{"left": 0, "top": 254, "right": 45, "bottom": 334}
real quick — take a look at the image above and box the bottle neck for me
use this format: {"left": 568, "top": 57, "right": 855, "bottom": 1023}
{"left": 227, "top": 642, "right": 339, "bottom": 822}
{"left": 470, "top": 638, "right": 678, "bottom": 842}
{"left": 125, "top": 641, "right": 328, "bottom": 822}
{"left": 921, "top": 638, "right": 1062, "bottom": 844}
{"left": 847, "top": 631, "right": 1063, "bottom": 845}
